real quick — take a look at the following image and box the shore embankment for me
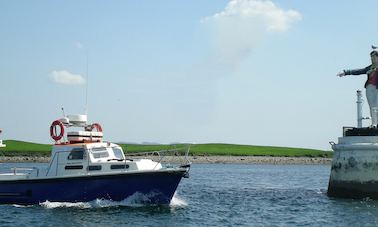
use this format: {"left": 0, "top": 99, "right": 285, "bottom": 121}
{"left": 0, "top": 155, "right": 332, "bottom": 165}
{"left": 1, "top": 141, "right": 333, "bottom": 164}
{"left": 187, "top": 156, "right": 332, "bottom": 165}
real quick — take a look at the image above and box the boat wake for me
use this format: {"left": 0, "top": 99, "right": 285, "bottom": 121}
{"left": 40, "top": 201, "right": 91, "bottom": 209}
{"left": 32, "top": 193, "right": 187, "bottom": 209}
{"left": 170, "top": 193, "right": 187, "bottom": 207}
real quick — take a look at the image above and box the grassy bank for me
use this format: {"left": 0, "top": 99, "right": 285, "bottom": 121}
{"left": 186, "top": 144, "right": 332, "bottom": 157}
{"left": 1, "top": 140, "right": 51, "bottom": 156}
{"left": 0, "top": 140, "right": 333, "bottom": 158}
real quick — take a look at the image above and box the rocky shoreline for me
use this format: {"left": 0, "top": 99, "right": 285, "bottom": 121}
{"left": 188, "top": 156, "right": 332, "bottom": 165}
{"left": 0, "top": 155, "right": 332, "bottom": 165}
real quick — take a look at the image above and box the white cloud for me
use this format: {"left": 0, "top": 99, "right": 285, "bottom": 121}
{"left": 202, "top": 0, "right": 302, "bottom": 68}
{"left": 75, "top": 41, "right": 83, "bottom": 49}
{"left": 204, "top": 0, "right": 301, "bottom": 32}
{"left": 49, "top": 70, "right": 86, "bottom": 85}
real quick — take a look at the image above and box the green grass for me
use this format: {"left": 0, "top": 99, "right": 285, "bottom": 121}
{"left": 0, "top": 140, "right": 333, "bottom": 158}
{"left": 120, "top": 143, "right": 333, "bottom": 158}
{"left": 1, "top": 140, "right": 52, "bottom": 156}
{"left": 187, "top": 143, "right": 332, "bottom": 157}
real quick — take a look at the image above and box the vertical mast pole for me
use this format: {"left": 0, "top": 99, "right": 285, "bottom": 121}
{"left": 85, "top": 50, "right": 89, "bottom": 116}
{"left": 357, "top": 90, "right": 363, "bottom": 128}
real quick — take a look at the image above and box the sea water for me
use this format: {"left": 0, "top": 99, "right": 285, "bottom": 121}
{"left": 1, "top": 163, "right": 378, "bottom": 226}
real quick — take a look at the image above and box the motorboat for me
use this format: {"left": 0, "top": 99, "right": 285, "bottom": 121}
{"left": 0, "top": 115, "right": 190, "bottom": 205}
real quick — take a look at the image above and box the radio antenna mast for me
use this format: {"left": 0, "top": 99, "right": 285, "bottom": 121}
{"left": 85, "top": 50, "right": 89, "bottom": 116}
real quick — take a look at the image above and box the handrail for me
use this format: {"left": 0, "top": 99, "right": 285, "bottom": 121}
{"left": 125, "top": 145, "right": 191, "bottom": 169}
{"left": 10, "top": 167, "right": 39, "bottom": 177}
{"left": 126, "top": 147, "right": 187, "bottom": 156}
{"left": 184, "top": 145, "right": 191, "bottom": 166}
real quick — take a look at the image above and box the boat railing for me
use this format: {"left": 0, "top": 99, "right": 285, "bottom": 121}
{"left": 0, "top": 167, "right": 40, "bottom": 177}
{"left": 12, "top": 167, "right": 40, "bottom": 177}
{"left": 125, "top": 145, "right": 191, "bottom": 169}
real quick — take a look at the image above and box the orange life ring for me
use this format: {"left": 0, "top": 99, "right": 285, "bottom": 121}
{"left": 90, "top": 123, "right": 103, "bottom": 132}
{"left": 50, "top": 120, "right": 64, "bottom": 141}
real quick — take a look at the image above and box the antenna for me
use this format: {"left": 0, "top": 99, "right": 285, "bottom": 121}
{"left": 61, "top": 107, "right": 65, "bottom": 117}
{"left": 85, "top": 50, "right": 89, "bottom": 116}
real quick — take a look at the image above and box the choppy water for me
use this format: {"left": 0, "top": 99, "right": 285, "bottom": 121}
{"left": 1, "top": 163, "right": 378, "bottom": 226}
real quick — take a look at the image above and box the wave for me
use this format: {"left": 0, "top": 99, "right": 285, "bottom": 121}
{"left": 40, "top": 201, "right": 91, "bottom": 209}
{"left": 170, "top": 193, "right": 187, "bottom": 207}
{"left": 35, "top": 192, "right": 187, "bottom": 209}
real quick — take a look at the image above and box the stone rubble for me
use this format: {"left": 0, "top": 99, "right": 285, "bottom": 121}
{"left": 0, "top": 155, "right": 332, "bottom": 165}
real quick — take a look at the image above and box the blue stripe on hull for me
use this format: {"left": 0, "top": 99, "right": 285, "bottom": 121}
{"left": 0, "top": 170, "right": 185, "bottom": 205}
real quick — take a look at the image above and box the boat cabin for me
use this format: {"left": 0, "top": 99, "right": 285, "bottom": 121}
{"left": 45, "top": 114, "right": 162, "bottom": 177}
{"left": 45, "top": 142, "right": 162, "bottom": 177}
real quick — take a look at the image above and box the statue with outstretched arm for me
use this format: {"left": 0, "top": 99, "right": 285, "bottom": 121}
{"left": 338, "top": 48, "right": 378, "bottom": 126}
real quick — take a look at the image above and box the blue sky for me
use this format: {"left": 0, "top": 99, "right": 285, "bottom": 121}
{"left": 0, "top": 0, "right": 377, "bottom": 150}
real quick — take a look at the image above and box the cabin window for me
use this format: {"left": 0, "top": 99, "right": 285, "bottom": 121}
{"left": 88, "top": 165, "right": 102, "bottom": 171}
{"left": 65, "top": 165, "right": 83, "bottom": 170}
{"left": 67, "top": 148, "right": 85, "bottom": 160}
{"left": 113, "top": 147, "right": 124, "bottom": 160}
{"left": 111, "top": 164, "right": 129, "bottom": 170}
{"left": 92, "top": 147, "right": 109, "bottom": 159}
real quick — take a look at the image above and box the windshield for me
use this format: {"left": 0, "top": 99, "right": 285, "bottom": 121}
{"left": 91, "top": 147, "right": 109, "bottom": 159}
{"left": 68, "top": 148, "right": 85, "bottom": 160}
{"left": 113, "top": 147, "right": 124, "bottom": 160}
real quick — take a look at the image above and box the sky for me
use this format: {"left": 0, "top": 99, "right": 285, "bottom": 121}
{"left": 0, "top": 0, "right": 377, "bottom": 150}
